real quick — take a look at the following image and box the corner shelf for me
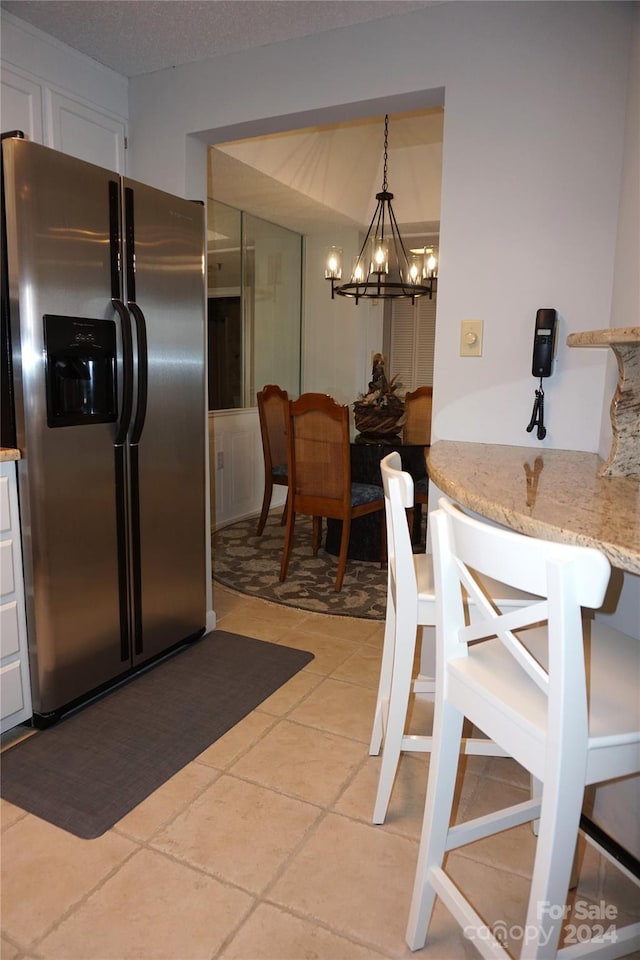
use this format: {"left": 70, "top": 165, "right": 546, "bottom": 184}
{"left": 567, "top": 327, "right": 640, "bottom": 478}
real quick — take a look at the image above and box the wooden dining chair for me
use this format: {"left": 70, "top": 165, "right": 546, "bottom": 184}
{"left": 402, "top": 385, "right": 432, "bottom": 447}
{"left": 256, "top": 384, "right": 289, "bottom": 536}
{"left": 402, "top": 386, "right": 432, "bottom": 536}
{"left": 279, "top": 392, "right": 385, "bottom": 592}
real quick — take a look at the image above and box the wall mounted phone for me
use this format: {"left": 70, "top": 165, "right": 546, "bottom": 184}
{"left": 526, "top": 308, "right": 557, "bottom": 440}
{"left": 531, "top": 308, "right": 557, "bottom": 377}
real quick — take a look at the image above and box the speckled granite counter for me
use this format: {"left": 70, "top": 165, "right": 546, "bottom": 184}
{"left": 566, "top": 327, "right": 640, "bottom": 479}
{"left": 427, "top": 441, "right": 640, "bottom": 575}
{"left": 0, "top": 448, "right": 20, "bottom": 462}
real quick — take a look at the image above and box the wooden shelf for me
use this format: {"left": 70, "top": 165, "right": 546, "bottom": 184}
{"left": 567, "top": 326, "right": 640, "bottom": 478}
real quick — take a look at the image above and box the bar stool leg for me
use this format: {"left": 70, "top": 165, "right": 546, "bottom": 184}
{"left": 406, "top": 699, "right": 465, "bottom": 951}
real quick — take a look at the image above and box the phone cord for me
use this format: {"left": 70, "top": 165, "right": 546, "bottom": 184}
{"left": 526, "top": 378, "right": 547, "bottom": 440}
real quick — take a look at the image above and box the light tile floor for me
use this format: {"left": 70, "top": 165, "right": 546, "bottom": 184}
{"left": 2, "top": 584, "right": 639, "bottom": 960}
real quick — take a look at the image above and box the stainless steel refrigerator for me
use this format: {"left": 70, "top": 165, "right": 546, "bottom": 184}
{"left": 1, "top": 134, "right": 207, "bottom": 724}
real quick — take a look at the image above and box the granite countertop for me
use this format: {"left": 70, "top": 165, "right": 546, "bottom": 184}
{"left": 427, "top": 440, "right": 640, "bottom": 575}
{"left": 0, "top": 448, "right": 21, "bottom": 462}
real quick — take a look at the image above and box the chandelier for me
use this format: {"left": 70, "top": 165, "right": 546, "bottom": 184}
{"left": 324, "top": 114, "right": 438, "bottom": 304}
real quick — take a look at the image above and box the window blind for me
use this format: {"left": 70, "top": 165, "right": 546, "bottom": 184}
{"left": 389, "top": 295, "right": 436, "bottom": 391}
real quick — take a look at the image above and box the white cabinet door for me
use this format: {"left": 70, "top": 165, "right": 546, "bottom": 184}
{"left": 0, "top": 462, "right": 32, "bottom": 733}
{"left": 46, "top": 90, "right": 126, "bottom": 172}
{"left": 0, "top": 66, "right": 44, "bottom": 142}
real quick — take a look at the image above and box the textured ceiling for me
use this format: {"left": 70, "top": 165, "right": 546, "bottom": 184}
{"left": 1, "top": 0, "right": 436, "bottom": 77}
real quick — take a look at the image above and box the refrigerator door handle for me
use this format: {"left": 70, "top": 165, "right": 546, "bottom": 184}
{"left": 111, "top": 298, "right": 135, "bottom": 446}
{"left": 109, "top": 179, "right": 136, "bottom": 445}
{"left": 110, "top": 297, "right": 135, "bottom": 661}
{"left": 128, "top": 302, "right": 148, "bottom": 445}
{"left": 126, "top": 301, "right": 148, "bottom": 655}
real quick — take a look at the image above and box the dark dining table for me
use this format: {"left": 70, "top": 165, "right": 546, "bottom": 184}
{"left": 324, "top": 438, "right": 429, "bottom": 561}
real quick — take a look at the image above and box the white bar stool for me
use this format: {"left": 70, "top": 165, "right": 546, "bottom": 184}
{"left": 370, "top": 452, "right": 534, "bottom": 825}
{"left": 406, "top": 496, "right": 640, "bottom": 958}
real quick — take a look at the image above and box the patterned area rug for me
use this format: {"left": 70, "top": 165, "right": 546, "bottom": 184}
{"left": 212, "top": 514, "right": 387, "bottom": 619}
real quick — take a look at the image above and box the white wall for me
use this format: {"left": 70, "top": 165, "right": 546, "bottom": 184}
{"left": 126, "top": 1, "right": 634, "bottom": 455}
{"left": 303, "top": 230, "right": 383, "bottom": 405}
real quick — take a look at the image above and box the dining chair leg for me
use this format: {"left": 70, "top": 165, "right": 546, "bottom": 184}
{"left": 312, "top": 516, "right": 322, "bottom": 555}
{"left": 335, "top": 515, "right": 351, "bottom": 591}
{"left": 379, "top": 510, "right": 387, "bottom": 566}
{"left": 280, "top": 494, "right": 288, "bottom": 525}
{"left": 279, "top": 510, "right": 297, "bottom": 582}
{"left": 256, "top": 478, "right": 274, "bottom": 535}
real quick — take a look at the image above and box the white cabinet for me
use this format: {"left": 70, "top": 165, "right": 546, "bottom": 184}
{"left": 1, "top": 66, "right": 127, "bottom": 173}
{"left": 0, "top": 460, "right": 32, "bottom": 733}
{"left": 0, "top": 65, "right": 44, "bottom": 142}
{"left": 46, "top": 90, "right": 126, "bottom": 172}
{"left": 1, "top": 15, "right": 128, "bottom": 173}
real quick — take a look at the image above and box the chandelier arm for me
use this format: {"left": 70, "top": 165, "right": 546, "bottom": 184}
{"left": 357, "top": 202, "right": 382, "bottom": 261}
{"left": 386, "top": 200, "right": 412, "bottom": 267}
{"left": 374, "top": 201, "right": 387, "bottom": 247}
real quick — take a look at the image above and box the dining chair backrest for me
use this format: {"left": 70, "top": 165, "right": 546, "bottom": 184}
{"left": 403, "top": 386, "right": 432, "bottom": 446}
{"left": 280, "top": 392, "right": 385, "bottom": 591}
{"left": 258, "top": 384, "right": 289, "bottom": 476}
{"left": 256, "top": 384, "right": 289, "bottom": 535}
{"left": 287, "top": 392, "right": 351, "bottom": 515}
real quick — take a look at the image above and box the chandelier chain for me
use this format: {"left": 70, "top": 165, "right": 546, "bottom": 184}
{"left": 382, "top": 114, "right": 389, "bottom": 192}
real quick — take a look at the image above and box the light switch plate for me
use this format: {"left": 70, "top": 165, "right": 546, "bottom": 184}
{"left": 460, "top": 319, "right": 483, "bottom": 357}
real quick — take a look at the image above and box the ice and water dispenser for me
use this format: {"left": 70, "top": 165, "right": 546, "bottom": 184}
{"left": 44, "top": 315, "right": 117, "bottom": 427}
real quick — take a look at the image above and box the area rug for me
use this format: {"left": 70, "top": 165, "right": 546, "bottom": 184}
{"left": 0, "top": 631, "right": 313, "bottom": 839}
{"left": 212, "top": 514, "right": 388, "bottom": 620}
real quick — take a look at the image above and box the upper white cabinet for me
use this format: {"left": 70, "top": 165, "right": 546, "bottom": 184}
{"left": 0, "top": 66, "right": 43, "bottom": 141}
{"left": 46, "top": 89, "right": 126, "bottom": 172}
{"left": 1, "top": 14, "right": 128, "bottom": 173}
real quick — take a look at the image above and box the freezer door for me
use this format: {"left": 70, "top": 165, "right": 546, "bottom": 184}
{"left": 2, "top": 139, "right": 130, "bottom": 716}
{"left": 124, "top": 179, "right": 207, "bottom": 662}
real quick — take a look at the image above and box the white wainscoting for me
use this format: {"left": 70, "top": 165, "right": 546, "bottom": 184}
{"left": 208, "top": 408, "right": 286, "bottom": 532}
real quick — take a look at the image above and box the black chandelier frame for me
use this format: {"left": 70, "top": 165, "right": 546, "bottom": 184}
{"left": 328, "top": 115, "right": 437, "bottom": 304}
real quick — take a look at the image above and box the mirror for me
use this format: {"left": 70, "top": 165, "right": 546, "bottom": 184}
{"left": 207, "top": 199, "right": 302, "bottom": 409}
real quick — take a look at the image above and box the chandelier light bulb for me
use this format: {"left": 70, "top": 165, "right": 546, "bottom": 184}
{"left": 370, "top": 237, "right": 389, "bottom": 275}
{"left": 352, "top": 259, "right": 365, "bottom": 283}
{"left": 324, "top": 245, "right": 343, "bottom": 279}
